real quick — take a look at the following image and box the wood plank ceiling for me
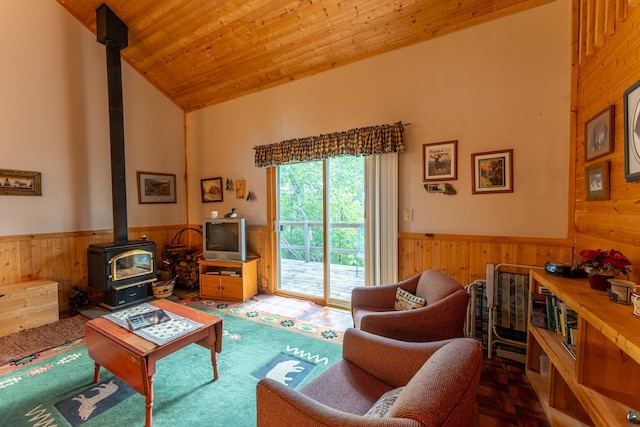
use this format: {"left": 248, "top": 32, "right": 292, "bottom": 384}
{"left": 57, "top": 0, "right": 555, "bottom": 112}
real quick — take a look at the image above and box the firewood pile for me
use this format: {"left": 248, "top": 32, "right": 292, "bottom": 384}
{"left": 161, "top": 228, "right": 203, "bottom": 291}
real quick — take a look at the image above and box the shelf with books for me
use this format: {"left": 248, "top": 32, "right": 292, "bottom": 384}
{"left": 526, "top": 270, "right": 640, "bottom": 426}
{"left": 531, "top": 286, "right": 579, "bottom": 360}
{"left": 526, "top": 325, "right": 590, "bottom": 426}
{"left": 528, "top": 325, "right": 574, "bottom": 381}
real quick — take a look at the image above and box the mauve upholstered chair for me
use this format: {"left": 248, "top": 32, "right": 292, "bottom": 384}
{"left": 256, "top": 328, "right": 483, "bottom": 427}
{"left": 351, "top": 270, "right": 469, "bottom": 342}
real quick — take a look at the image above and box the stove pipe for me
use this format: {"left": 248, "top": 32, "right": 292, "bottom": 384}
{"left": 97, "top": 4, "right": 129, "bottom": 243}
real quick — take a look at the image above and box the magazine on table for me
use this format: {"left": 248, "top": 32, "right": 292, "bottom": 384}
{"left": 126, "top": 309, "right": 171, "bottom": 331}
{"left": 103, "top": 303, "right": 203, "bottom": 345}
{"left": 134, "top": 314, "right": 203, "bottom": 346}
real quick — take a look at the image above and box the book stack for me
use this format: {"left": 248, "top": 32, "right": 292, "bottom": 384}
{"left": 532, "top": 286, "right": 578, "bottom": 359}
{"left": 531, "top": 293, "right": 548, "bottom": 328}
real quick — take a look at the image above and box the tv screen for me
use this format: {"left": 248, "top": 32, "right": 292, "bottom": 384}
{"left": 203, "top": 218, "right": 246, "bottom": 261}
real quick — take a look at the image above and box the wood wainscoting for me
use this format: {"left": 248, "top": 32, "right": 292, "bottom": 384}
{"left": 0, "top": 225, "right": 573, "bottom": 312}
{"left": 0, "top": 225, "right": 198, "bottom": 312}
{"left": 0, "top": 224, "right": 269, "bottom": 312}
{"left": 399, "top": 233, "right": 574, "bottom": 286}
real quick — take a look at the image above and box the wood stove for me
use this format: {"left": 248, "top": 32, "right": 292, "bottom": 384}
{"left": 88, "top": 240, "right": 156, "bottom": 308}
{"left": 87, "top": 5, "right": 157, "bottom": 310}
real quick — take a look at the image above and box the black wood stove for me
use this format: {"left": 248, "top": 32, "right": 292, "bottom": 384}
{"left": 87, "top": 5, "right": 156, "bottom": 310}
{"left": 88, "top": 240, "right": 156, "bottom": 308}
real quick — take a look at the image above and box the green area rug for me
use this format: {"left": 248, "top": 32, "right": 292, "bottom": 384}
{"left": 0, "top": 310, "right": 342, "bottom": 427}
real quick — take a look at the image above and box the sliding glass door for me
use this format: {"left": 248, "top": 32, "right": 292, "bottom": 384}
{"left": 276, "top": 156, "right": 365, "bottom": 305}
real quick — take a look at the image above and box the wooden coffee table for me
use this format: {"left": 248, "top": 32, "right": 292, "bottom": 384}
{"left": 84, "top": 299, "right": 223, "bottom": 427}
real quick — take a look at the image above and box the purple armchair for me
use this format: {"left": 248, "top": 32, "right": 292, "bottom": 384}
{"left": 256, "top": 329, "right": 482, "bottom": 426}
{"left": 351, "top": 270, "right": 469, "bottom": 342}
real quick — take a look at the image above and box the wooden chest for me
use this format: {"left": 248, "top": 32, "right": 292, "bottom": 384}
{"left": 0, "top": 279, "right": 59, "bottom": 337}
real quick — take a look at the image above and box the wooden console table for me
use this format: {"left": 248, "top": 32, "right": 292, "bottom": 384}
{"left": 85, "top": 299, "right": 223, "bottom": 427}
{"left": 526, "top": 270, "right": 640, "bottom": 426}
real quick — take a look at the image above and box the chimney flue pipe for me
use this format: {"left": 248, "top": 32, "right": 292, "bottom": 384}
{"left": 97, "top": 4, "right": 129, "bottom": 243}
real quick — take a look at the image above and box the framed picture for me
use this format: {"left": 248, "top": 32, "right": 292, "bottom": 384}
{"left": 624, "top": 79, "right": 640, "bottom": 182}
{"left": 586, "top": 161, "right": 610, "bottom": 201}
{"left": 201, "top": 177, "right": 223, "bottom": 203}
{"left": 423, "top": 140, "right": 457, "bottom": 181}
{"left": 236, "top": 179, "right": 246, "bottom": 199}
{"left": 0, "top": 169, "right": 42, "bottom": 196}
{"left": 471, "top": 149, "right": 513, "bottom": 194}
{"left": 585, "top": 105, "right": 614, "bottom": 161}
{"left": 136, "top": 171, "right": 176, "bottom": 204}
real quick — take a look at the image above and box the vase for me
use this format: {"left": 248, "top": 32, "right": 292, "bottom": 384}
{"left": 607, "top": 279, "right": 634, "bottom": 304}
{"left": 631, "top": 288, "right": 640, "bottom": 317}
{"left": 588, "top": 273, "right": 615, "bottom": 291}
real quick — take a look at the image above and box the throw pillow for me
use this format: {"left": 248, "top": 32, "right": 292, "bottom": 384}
{"left": 394, "top": 287, "right": 426, "bottom": 310}
{"left": 364, "top": 387, "right": 405, "bottom": 418}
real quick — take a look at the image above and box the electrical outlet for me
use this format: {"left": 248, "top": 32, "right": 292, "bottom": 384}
{"left": 403, "top": 209, "right": 413, "bottom": 221}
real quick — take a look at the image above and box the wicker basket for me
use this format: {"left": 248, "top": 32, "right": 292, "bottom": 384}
{"left": 152, "top": 280, "right": 175, "bottom": 298}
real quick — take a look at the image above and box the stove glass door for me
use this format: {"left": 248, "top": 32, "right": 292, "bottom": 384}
{"left": 110, "top": 249, "right": 154, "bottom": 281}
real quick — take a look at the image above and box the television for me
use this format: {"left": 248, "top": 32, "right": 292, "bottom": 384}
{"left": 203, "top": 217, "right": 247, "bottom": 261}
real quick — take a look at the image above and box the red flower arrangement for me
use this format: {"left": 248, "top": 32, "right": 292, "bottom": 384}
{"left": 578, "top": 248, "right": 632, "bottom": 277}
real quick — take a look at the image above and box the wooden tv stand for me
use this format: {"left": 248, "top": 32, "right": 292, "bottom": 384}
{"left": 526, "top": 270, "right": 640, "bottom": 426}
{"left": 199, "top": 257, "right": 259, "bottom": 302}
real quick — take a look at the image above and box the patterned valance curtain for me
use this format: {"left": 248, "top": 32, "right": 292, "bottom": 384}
{"left": 254, "top": 121, "right": 406, "bottom": 168}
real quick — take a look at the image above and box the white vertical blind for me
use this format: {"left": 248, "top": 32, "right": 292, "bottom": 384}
{"left": 364, "top": 152, "right": 398, "bottom": 286}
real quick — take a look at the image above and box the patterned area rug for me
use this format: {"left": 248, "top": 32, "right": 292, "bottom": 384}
{"left": 0, "top": 310, "right": 342, "bottom": 427}
{"left": 0, "top": 316, "right": 86, "bottom": 366}
{"left": 78, "top": 294, "right": 343, "bottom": 344}
{"left": 237, "top": 294, "right": 316, "bottom": 318}
{"left": 187, "top": 297, "right": 344, "bottom": 343}
{"left": 54, "top": 377, "right": 136, "bottom": 426}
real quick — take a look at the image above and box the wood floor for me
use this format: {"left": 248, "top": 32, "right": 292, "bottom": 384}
{"left": 290, "top": 298, "right": 551, "bottom": 427}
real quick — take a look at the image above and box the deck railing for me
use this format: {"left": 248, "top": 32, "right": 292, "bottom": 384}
{"left": 279, "top": 221, "right": 364, "bottom": 265}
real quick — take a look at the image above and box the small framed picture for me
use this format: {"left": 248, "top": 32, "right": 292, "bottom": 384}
{"left": 236, "top": 179, "right": 246, "bottom": 199}
{"left": 624, "top": 79, "right": 640, "bottom": 182}
{"left": 0, "top": 169, "right": 42, "bottom": 196}
{"left": 471, "top": 149, "right": 513, "bottom": 194}
{"left": 423, "top": 140, "right": 457, "bottom": 181}
{"left": 137, "top": 172, "right": 176, "bottom": 204}
{"left": 201, "top": 177, "right": 223, "bottom": 203}
{"left": 585, "top": 105, "right": 614, "bottom": 161}
{"left": 586, "top": 161, "right": 610, "bottom": 201}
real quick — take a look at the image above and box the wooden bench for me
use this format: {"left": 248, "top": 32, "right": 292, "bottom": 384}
{"left": 0, "top": 279, "right": 59, "bottom": 337}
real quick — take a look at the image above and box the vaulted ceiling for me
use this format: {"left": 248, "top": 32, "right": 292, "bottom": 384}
{"left": 56, "top": 0, "right": 554, "bottom": 112}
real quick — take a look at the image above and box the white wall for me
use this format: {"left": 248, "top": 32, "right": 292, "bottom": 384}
{"left": 0, "top": 1, "right": 570, "bottom": 238}
{"left": 187, "top": 0, "right": 571, "bottom": 238}
{"left": 0, "top": 1, "right": 185, "bottom": 236}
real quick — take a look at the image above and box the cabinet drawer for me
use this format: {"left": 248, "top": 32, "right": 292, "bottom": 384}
{"left": 220, "top": 278, "right": 243, "bottom": 300}
{"left": 200, "top": 275, "right": 219, "bottom": 286}
{"left": 200, "top": 276, "right": 220, "bottom": 297}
